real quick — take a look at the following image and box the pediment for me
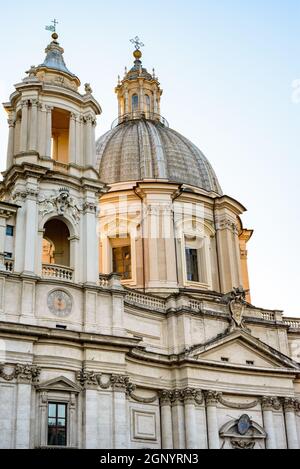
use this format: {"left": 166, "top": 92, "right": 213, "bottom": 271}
{"left": 189, "top": 330, "right": 300, "bottom": 370}
{"left": 37, "top": 376, "right": 81, "bottom": 393}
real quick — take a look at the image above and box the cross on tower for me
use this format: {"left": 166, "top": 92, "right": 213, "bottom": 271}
{"left": 130, "top": 36, "right": 144, "bottom": 51}
{"left": 45, "top": 19, "right": 59, "bottom": 33}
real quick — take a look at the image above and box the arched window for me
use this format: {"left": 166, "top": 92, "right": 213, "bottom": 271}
{"left": 51, "top": 108, "right": 71, "bottom": 164}
{"left": 43, "top": 219, "right": 70, "bottom": 267}
{"left": 132, "top": 94, "right": 139, "bottom": 112}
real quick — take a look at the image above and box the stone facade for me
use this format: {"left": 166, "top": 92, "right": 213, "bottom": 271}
{"left": 0, "top": 33, "right": 300, "bottom": 450}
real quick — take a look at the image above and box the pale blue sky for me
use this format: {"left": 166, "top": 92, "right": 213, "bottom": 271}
{"left": 0, "top": 0, "right": 299, "bottom": 316}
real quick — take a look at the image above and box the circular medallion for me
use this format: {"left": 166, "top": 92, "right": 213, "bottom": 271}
{"left": 48, "top": 290, "right": 73, "bottom": 318}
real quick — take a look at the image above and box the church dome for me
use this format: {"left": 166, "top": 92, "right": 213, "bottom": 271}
{"left": 96, "top": 41, "right": 222, "bottom": 194}
{"left": 96, "top": 118, "right": 222, "bottom": 194}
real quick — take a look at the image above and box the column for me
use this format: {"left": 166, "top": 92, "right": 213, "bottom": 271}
{"left": 20, "top": 100, "right": 29, "bottom": 152}
{"left": 183, "top": 389, "right": 198, "bottom": 449}
{"left": 69, "top": 113, "right": 77, "bottom": 164}
{"left": 29, "top": 100, "right": 38, "bottom": 152}
{"left": 153, "top": 90, "right": 158, "bottom": 114}
{"left": 39, "top": 392, "right": 48, "bottom": 447}
{"left": 215, "top": 214, "right": 240, "bottom": 293}
{"left": 6, "top": 117, "right": 15, "bottom": 169}
{"left": 171, "top": 391, "right": 186, "bottom": 449}
{"left": 112, "top": 380, "right": 127, "bottom": 449}
{"left": 69, "top": 236, "right": 80, "bottom": 283}
{"left": 125, "top": 89, "right": 129, "bottom": 114}
{"left": 45, "top": 106, "right": 53, "bottom": 158}
{"left": 84, "top": 389, "right": 99, "bottom": 449}
{"left": 261, "top": 397, "right": 277, "bottom": 449}
{"left": 85, "top": 116, "right": 93, "bottom": 167}
{"left": 139, "top": 85, "right": 144, "bottom": 114}
{"left": 284, "top": 398, "right": 299, "bottom": 449}
{"left": 205, "top": 391, "right": 220, "bottom": 450}
{"left": 75, "top": 116, "right": 82, "bottom": 166}
{"left": 91, "top": 120, "right": 97, "bottom": 167}
{"left": 82, "top": 199, "right": 98, "bottom": 284}
{"left": 15, "top": 383, "right": 32, "bottom": 448}
{"left": 0, "top": 217, "right": 7, "bottom": 270}
{"left": 23, "top": 182, "right": 38, "bottom": 275}
{"left": 159, "top": 391, "right": 173, "bottom": 449}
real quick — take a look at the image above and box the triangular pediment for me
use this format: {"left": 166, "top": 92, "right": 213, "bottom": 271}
{"left": 189, "top": 330, "right": 300, "bottom": 370}
{"left": 37, "top": 376, "right": 81, "bottom": 393}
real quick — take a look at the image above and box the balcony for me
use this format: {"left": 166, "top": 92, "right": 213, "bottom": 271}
{"left": 42, "top": 264, "right": 74, "bottom": 282}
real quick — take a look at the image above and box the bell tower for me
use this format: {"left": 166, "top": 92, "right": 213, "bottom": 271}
{"left": 0, "top": 28, "right": 107, "bottom": 286}
{"left": 115, "top": 37, "right": 163, "bottom": 123}
{"left": 3, "top": 30, "right": 101, "bottom": 171}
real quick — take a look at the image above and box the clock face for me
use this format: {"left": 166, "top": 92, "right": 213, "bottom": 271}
{"left": 48, "top": 290, "right": 73, "bottom": 318}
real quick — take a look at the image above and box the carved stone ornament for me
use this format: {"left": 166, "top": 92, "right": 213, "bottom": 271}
{"left": 84, "top": 83, "right": 93, "bottom": 94}
{"left": 205, "top": 390, "right": 222, "bottom": 406}
{"left": 38, "top": 188, "right": 81, "bottom": 225}
{"left": 223, "top": 287, "right": 247, "bottom": 330}
{"left": 283, "top": 397, "right": 297, "bottom": 412}
{"left": 261, "top": 396, "right": 282, "bottom": 411}
{"left": 231, "top": 440, "right": 255, "bottom": 450}
{"left": 0, "top": 363, "right": 41, "bottom": 383}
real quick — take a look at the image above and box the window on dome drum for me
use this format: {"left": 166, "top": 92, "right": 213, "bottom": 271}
{"left": 185, "top": 248, "right": 199, "bottom": 282}
{"left": 132, "top": 94, "right": 139, "bottom": 112}
{"left": 51, "top": 108, "right": 70, "bottom": 164}
{"left": 185, "top": 236, "right": 208, "bottom": 285}
{"left": 6, "top": 225, "right": 14, "bottom": 237}
{"left": 113, "top": 245, "right": 132, "bottom": 281}
{"left": 47, "top": 403, "right": 67, "bottom": 447}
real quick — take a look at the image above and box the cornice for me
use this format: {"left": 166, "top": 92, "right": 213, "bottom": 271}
{"left": 0, "top": 321, "right": 142, "bottom": 350}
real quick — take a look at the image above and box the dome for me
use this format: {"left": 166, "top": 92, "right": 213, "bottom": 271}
{"left": 96, "top": 118, "right": 222, "bottom": 194}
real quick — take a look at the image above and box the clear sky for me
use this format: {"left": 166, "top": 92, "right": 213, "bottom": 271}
{"left": 0, "top": 0, "right": 299, "bottom": 316}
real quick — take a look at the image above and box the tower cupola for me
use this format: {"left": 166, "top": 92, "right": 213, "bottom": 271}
{"left": 3, "top": 27, "right": 101, "bottom": 173}
{"left": 114, "top": 37, "right": 164, "bottom": 125}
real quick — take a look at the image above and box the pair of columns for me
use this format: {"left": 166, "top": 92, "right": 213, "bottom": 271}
{"left": 69, "top": 113, "right": 97, "bottom": 167}
{"left": 160, "top": 389, "right": 205, "bottom": 450}
{"left": 262, "top": 397, "right": 299, "bottom": 450}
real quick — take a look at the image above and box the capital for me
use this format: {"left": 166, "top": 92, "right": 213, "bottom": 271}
{"left": 205, "top": 390, "right": 222, "bottom": 406}
{"left": 283, "top": 397, "right": 297, "bottom": 412}
{"left": 159, "top": 389, "right": 173, "bottom": 406}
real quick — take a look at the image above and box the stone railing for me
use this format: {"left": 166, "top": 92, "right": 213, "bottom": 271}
{"left": 284, "top": 318, "right": 300, "bottom": 330}
{"left": 189, "top": 299, "right": 202, "bottom": 312}
{"left": 42, "top": 264, "right": 74, "bottom": 282}
{"left": 189, "top": 298, "right": 278, "bottom": 323}
{"left": 125, "top": 290, "right": 166, "bottom": 312}
{"left": 4, "top": 259, "right": 14, "bottom": 272}
{"left": 240, "top": 309, "right": 274, "bottom": 322}
{"left": 98, "top": 274, "right": 110, "bottom": 289}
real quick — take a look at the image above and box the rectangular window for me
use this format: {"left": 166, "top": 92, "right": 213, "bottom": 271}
{"left": 113, "top": 245, "right": 132, "bottom": 280}
{"left": 48, "top": 403, "right": 67, "bottom": 447}
{"left": 221, "top": 357, "right": 229, "bottom": 363}
{"left": 6, "top": 226, "right": 14, "bottom": 237}
{"left": 4, "top": 252, "right": 13, "bottom": 259}
{"left": 185, "top": 248, "right": 199, "bottom": 282}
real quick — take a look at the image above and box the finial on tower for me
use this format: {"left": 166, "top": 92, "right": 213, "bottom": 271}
{"left": 130, "top": 36, "right": 144, "bottom": 60}
{"left": 45, "top": 18, "right": 59, "bottom": 41}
